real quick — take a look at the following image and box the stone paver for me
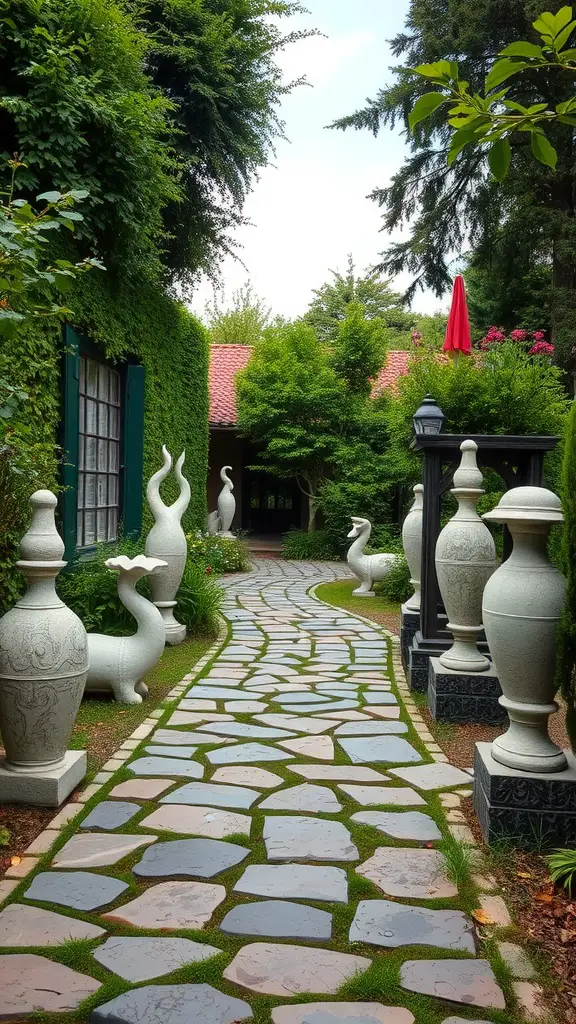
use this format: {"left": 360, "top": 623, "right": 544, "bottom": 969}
{"left": 93, "top": 936, "right": 222, "bottom": 982}
{"left": 223, "top": 942, "right": 371, "bottom": 996}
{"left": 79, "top": 801, "right": 140, "bottom": 830}
{"left": 234, "top": 864, "right": 348, "bottom": 903}
{"left": 338, "top": 785, "right": 425, "bottom": 806}
{"left": 400, "top": 959, "right": 505, "bottom": 1009}
{"left": 220, "top": 900, "right": 332, "bottom": 940}
{"left": 140, "top": 804, "right": 251, "bottom": 838}
{"left": 90, "top": 984, "right": 253, "bottom": 1024}
{"left": 102, "top": 881, "right": 226, "bottom": 929}
{"left": 133, "top": 838, "right": 249, "bottom": 878}
{"left": 0, "top": 954, "right": 101, "bottom": 1016}
{"left": 259, "top": 783, "right": 342, "bottom": 813}
{"left": 0, "top": 903, "right": 105, "bottom": 945}
{"left": 264, "top": 815, "right": 358, "bottom": 861}
{"left": 52, "top": 832, "right": 156, "bottom": 868}
{"left": 2, "top": 560, "right": 517, "bottom": 1024}
{"left": 356, "top": 848, "right": 457, "bottom": 899}
{"left": 24, "top": 870, "right": 128, "bottom": 911}
{"left": 271, "top": 1004, "right": 415, "bottom": 1023}
{"left": 349, "top": 900, "right": 475, "bottom": 952}
{"left": 351, "top": 811, "right": 442, "bottom": 842}
{"left": 211, "top": 765, "right": 283, "bottom": 787}
{"left": 160, "top": 780, "right": 259, "bottom": 809}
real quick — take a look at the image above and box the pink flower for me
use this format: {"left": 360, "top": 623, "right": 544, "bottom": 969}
{"left": 411, "top": 329, "right": 423, "bottom": 346}
{"left": 529, "top": 340, "right": 554, "bottom": 356}
{"left": 532, "top": 330, "right": 546, "bottom": 342}
{"left": 510, "top": 329, "right": 527, "bottom": 342}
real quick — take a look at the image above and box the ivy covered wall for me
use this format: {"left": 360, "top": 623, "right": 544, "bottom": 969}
{"left": 0, "top": 269, "right": 209, "bottom": 611}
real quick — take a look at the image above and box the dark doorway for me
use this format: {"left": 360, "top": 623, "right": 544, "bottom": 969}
{"left": 242, "top": 471, "right": 302, "bottom": 534}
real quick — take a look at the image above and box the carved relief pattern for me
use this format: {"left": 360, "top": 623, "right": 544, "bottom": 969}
{"left": 0, "top": 674, "right": 86, "bottom": 763}
{"left": 0, "top": 619, "right": 87, "bottom": 677}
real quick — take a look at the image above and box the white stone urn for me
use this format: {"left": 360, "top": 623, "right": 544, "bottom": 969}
{"left": 145, "top": 445, "right": 190, "bottom": 645}
{"left": 217, "top": 465, "right": 236, "bottom": 537}
{"left": 435, "top": 440, "right": 497, "bottom": 672}
{"left": 86, "top": 555, "right": 167, "bottom": 703}
{"left": 0, "top": 490, "right": 88, "bottom": 770}
{"left": 402, "top": 484, "right": 424, "bottom": 612}
{"left": 482, "top": 486, "right": 567, "bottom": 773}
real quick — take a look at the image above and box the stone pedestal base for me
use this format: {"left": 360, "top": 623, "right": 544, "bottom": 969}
{"left": 0, "top": 750, "right": 86, "bottom": 807}
{"left": 428, "top": 659, "right": 506, "bottom": 725}
{"left": 408, "top": 629, "right": 488, "bottom": 693}
{"left": 165, "top": 621, "right": 186, "bottom": 645}
{"left": 474, "top": 742, "right": 576, "bottom": 849}
{"left": 400, "top": 605, "right": 419, "bottom": 671}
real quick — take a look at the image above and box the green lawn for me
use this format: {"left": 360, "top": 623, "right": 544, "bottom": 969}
{"left": 314, "top": 578, "right": 401, "bottom": 632}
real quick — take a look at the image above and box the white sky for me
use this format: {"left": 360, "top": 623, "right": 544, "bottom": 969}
{"left": 190, "top": 0, "right": 449, "bottom": 322}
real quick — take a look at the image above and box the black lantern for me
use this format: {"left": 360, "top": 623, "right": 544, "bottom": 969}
{"left": 413, "top": 394, "right": 445, "bottom": 436}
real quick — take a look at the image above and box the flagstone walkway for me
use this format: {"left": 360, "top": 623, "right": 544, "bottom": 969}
{"left": 0, "top": 559, "right": 525, "bottom": 1024}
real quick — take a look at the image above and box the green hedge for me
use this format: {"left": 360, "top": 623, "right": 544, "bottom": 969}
{"left": 0, "top": 268, "right": 209, "bottom": 612}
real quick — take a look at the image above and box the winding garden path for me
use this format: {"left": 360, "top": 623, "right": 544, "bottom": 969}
{"left": 0, "top": 559, "right": 521, "bottom": 1024}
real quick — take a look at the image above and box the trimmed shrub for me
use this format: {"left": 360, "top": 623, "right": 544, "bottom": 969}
{"left": 282, "top": 529, "right": 341, "bottom": 561}
{"left": 57, "top": 539, "right": 221, "bottom": 637}
{"left": 186, "top": 532, "right": 250, "bottom": 574}
{"left": 374, "top": 555, "right": 412, "bottom": 604}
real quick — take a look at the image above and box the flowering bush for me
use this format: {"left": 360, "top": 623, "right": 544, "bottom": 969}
{"left": 186, "top": 532, "right": 250, "bottom": 574}
{"left": 479, "top": 326, "right": 554, "bottom": 359}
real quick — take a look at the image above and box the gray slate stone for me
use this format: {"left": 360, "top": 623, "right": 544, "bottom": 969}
{"left": 351, "top": 811, "right": 442, "bottom": 842}
{"left": 334, "top": 722, "right": 407, "bottom": 736}
{"left": 133, "top": 838, "right": 249, "bottom": 878}
{"left": 400, "top": 960, "right": 505, "bottom": 1009}
{"left": 390, "top": 764, "right": 473, "bottom": 790}
{"left": 259, "top": 783, "right": 342, "bottom": 813}
{"left": 197, "top": 722, "right": 297, "bottom": 739}
{"left": 25, "top": 870, "right": 128, "bottom": 911}
{"left": 0, "top": 953, "right": 101, "bottom": 1017}
{"left": 338, "top": 737, "right": 422, "bottom": 765}
{"left": 153, "top": 729, "right": 211, "bottom": 746}
{"left": 79, "top": 801, "right": 140, "bottom": 831}
{"left": 362, "top": 693, "right": 398, "bottom": 704}
{"left": 89, "top": 983, "right": 253, "bottom": 1024}
{"left": 271, "top": 691, "right": 327, "bottom": 704}
{"left": 234, "top": 864, "right": 348, "bottom": 903}
{"left": 207, "top": 743, "right": 295, "bottom": 765}
{"left": 145, "top": 745, "right": 198, "bottom": 758}
{"left": 128, "top": 757, "right": 203, "bottom": 778}
{"left": 264, "top": 816, "right": 358, "bottom": 862}
{"left": 279, "top": 700, "right": 358, "bottom": 713}
{"left": 93, "top": 936, "right": 222, "bottom": 982}
{"left": 220, "top": 900, "right": 332, "bottom": 941}
{"left": 0, "top": 904, "right": 105, "bottom": 946}
{"left": 349, "top": 900, "right": 475, "bottom": 952}
{"left": 271, "top": 1004, "right": 415, "bottom": 1023}
{"left": 161, "top": 781, "right": 260, "bottom": 809}
{"left": 187, "top": 686, "right": 259, "bottom": 701}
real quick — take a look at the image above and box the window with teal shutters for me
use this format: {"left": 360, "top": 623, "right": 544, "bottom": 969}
{"left": 61, "top": 325, "right": 145, "bottom": 555}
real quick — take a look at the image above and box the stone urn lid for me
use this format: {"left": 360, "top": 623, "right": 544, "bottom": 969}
{"left": 482, "top": 486, "right": 563, "bottom": 524}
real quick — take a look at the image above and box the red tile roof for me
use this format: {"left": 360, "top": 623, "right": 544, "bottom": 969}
{"left": 209, "top": 344, "right": 412, "bottom": 426}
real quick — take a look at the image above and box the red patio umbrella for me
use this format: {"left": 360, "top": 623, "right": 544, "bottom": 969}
{"left": 443, "top": 275, "right": 472, "bottom": 355}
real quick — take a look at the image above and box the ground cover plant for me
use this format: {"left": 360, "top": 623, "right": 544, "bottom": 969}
{"left": 186, "top": 532, "right": 251, "bottom": 575}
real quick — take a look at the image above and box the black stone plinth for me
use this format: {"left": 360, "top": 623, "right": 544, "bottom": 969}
{"left": 408, "top": 631, "right": 489, "bottom": 694}
{"left": 428, "top": 659, "right": 506, "bottom": 725}
{"left": 474, "top": 742, "right": 576, "bottom": 849}
{"left": 401, "top": 605, "right": 420, "bottom": 671}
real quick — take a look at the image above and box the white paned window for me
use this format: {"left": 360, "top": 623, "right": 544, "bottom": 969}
{"left": 77, "top": 356, "right": 121, "bottom": 547}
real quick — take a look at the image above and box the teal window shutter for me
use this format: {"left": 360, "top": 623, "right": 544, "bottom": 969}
{"left": 61, "top": 325, "right": 81, "bottom": 558}
{"left": 123, "top": 364, "right": 145, "bottom": 538}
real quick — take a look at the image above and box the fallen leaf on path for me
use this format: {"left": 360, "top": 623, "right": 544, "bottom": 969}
{"left": 472, "top": 908, "right": 496, "bottom": 925}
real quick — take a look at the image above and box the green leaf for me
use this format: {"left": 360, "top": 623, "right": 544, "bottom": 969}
{"left": 36, "top": 190, "right": 62, "bottom": 203}
{"left": 447, "top": 125, "right": 483, "bottom": 164}
{"left": 408, "top": 91, "right": 446, "bottom": 130}
{"left": 413, "top": 60, "right": 454, "bottom": 81}
{"left": 500, "top": 42, "right": 544, "bottom": 58}
{"left": 558, "top": 113, "right": 576, "bottom": 125}
{"left": 59, "top": 210, "right": 83, "bottom": 221}
{"left": 485, "top": 58, "right": 530, "bottom": 92}
{"left": 531, "top": 130, "right": 558, "bottom": 168}
{"left": 559, "top": 46, "right": 576, "bottom": 60}
{"left": 488, "top": 137, "right": 512, "bottom": 180}
{"left": 554, "top": 20, "right": 576, "bottom": 50}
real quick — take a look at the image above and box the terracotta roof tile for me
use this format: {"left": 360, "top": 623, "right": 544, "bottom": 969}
{"left": 209, "top": 344, "right": 411, "bottom": 426}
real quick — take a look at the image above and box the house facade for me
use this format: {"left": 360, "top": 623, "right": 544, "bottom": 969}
{"left": 207, "top": 343, "right": 411, "bottom": 537}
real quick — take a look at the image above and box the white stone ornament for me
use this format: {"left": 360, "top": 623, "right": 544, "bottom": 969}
{"left": 217, "top": 465, "right": 236, "bottom": 537}
{"left": 482, "top": 486, "right": 568, "bottom": 773}
{"left": 145, "top": 445, "right": 191, "bottom": 645}
{"left": 86, "top": 555, "right": 168, "bottom": 704}
{"left": 402, "top": 484, "right": 424, "bottom": 612}
{"left": 346, "top": 517, "right": 396, "bottom": 597}
{"left": 0, "top": 490, "right": 88, "bottom": 800}
{"left": 435, "top": 440, "right": 497, "bottom": 672}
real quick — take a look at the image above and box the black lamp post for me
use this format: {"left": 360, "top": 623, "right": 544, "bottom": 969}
{"left": 413, "top": 394, "right": 445, "bottom": 436}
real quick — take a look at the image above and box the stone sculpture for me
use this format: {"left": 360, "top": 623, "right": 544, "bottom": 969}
{"left": 346, "top": 517, "right": 396, "bottom": 597}
{"left": 482, "top": 486, "right": 568, "bottom": 772}
{"left": 402, "top": 484, "right": 424, "bottom": 612}
{"left": 86, "top": 555, "right": 168, "bottom": 704}
{"left": 0, "top": 490, "right": 88, "bottom": 804}
{"left": 207, "top": 467, "right": 236, "bottom": 537}
{"left": 435, "top": 440, "right": 497, "bottom": 672}
{"left": 145, "top": 445, "right": 190, "bottom": 644}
